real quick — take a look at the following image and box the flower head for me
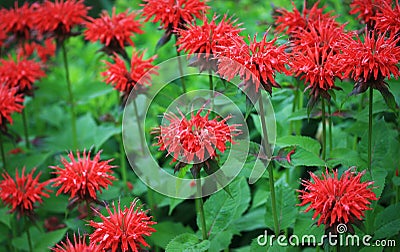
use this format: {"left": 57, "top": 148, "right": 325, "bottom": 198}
{"left": 0, "top": 167, "right": 51, "bottom": 217}
{"left": 17, "top": 39, "right": 56, "bottom": 63}
{"left": 340, "top": 30, "right": 400, "bottom": 95}
{"left": 84, "top": 8, "right": 143, "bottom": 55}
{"left": 52, "top": 233, "right": 97, "bottom": 252}
{"left": 0, "top": 56, "right": 45, "bottom": 94}
{"left": 373, "top": 1, "right": 400, "bottom": 35}
{"left": 89, "top": 199, "right": 156, "bottom": 252}
{"left": 152, "top": 107, "right": 241, "bottom": 165}
{"left": 141, "top": 0, "right": 209, "bottom": 31}
{"left": 298, "top": 169, "right": 377, "bottom": 228}
{"left": 102, "top": 51, "right": 158, "bottom": 95}
{"left": 349, "top": 0, "right": 388, "bottom": 26}
{"left": 50, "top": 150, "right": 116, "bottom": 203}
{"left": 34, "top": 0, "right": 89, "bottom": 41}
{"left": 274, "top": 1, "right": 331, "bottom": 35}
{"left": 0, "top": 2, "right": 38, "bottom": 40}
{"left": 177, "top": 14, "right": 243, "bottom": 57}
{"left": 217, "top": 33, "right": 288, "bottom": 94}
{"left": 0, "top": 85, "right": 24, "bottom": 128}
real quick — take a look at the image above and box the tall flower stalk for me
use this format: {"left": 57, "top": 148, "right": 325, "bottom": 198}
{"left": 321, "top": 98, "right": 327, "bottom": 160}
{"left": 61, "top": 42, "right": 78, "bottom": 149}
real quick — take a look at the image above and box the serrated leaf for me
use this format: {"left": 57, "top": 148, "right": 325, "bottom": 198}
{"left": 373, "top": 203, "right": 400, "bottom": 240}
{"left": 149, "top": 222, "right": 193, "bottom": 249}
{"left": 33, "top": 228, "right": 68, "bottom": 252}
{"left": 199, "top": 177, "right": 250, "bottom": 240}
{"left": 0, "top": 207, "right": 11, "bottom": 229}
{"left": 234, "top": 207, "right": 266, "bottom": 232}
{"left": 276, "top": 135, "right": 321, "bottom": 155}
{"left": 166, "top": 233, "right": 210, "bottom": 252}
{"left": 326, "top": 148, "right": 367, "bottom": 168}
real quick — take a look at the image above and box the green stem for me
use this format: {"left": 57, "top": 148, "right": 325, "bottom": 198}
{"left": 175, "top": 36, "right": 187, "bottom": 94}
{"left": 195, "top": 172, "right": 207, "bottom": 240}
{"left": 321, "top": 98, "right": 326, "bottom": 161}
{"left": 0, "top": 132, "right": 6, "bottom": 171}
{"left": 61, "top": 42, "right": 78, "bottom": 150}
{"left": 26, "top": 223, "right": 33, "bottom": 252}
{"left": 368, "top": 88, "right": 373, "bottom": 174}
{"left": 209, "top": 69, "right": 214, "bottom": 110}
{"left": 133, "top": 99, "right": 145, "bottom": 155}
{"left": 22, "top": 109, "right": 30, "bottom": 149}
{"left": 258, "top": 95, "right": 279, "bottom": 235}
{"left": 118, "top": 133, "right": 127, "bottom": 187}
{"left": 328, "top": 101, "right": 333, "bottom": 152}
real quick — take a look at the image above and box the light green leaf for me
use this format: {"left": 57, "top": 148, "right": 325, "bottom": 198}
{"left": 166, "top": 233, "right": 210, "bottom": 252}
{"left": 149, "top": 222, "right": 194, "bottom": 249}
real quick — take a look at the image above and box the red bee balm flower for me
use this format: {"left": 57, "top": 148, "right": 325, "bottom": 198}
{"left": 85, "top": 8, "right": 143, "bottom": 53}
{"left": 340, "top": 31, "right": 400, "bottom": 95}
{"left": 0, "top": 167, "right": 51, "bottom": 217}
{"left": 52, "top": 233, "right": 97, "bottom": 252}
{"left": 349, "top": 0, "right": 389, "bottom": 26}
{"left": 0, "top": 2, "right": 37, "bottom": 40}
{"left": 176, "top": 14, "right": 243, "bottom": 57}
{"left": 102, "top": 51, "right": 158, "bottom": 94}
{"left": 50, "top": 150, "right": 116, "bottom": 202}
{"left": 373, "top": 1, "right": 400, "bottom": 35}
{"left": 298, "top": 169, "right": 377, "bottom": 227}
{"left": 0, "top": 85, "right": 24, "bottom": 128}
{"left": 218, "top": 34, "right": 288, "bottom": 94}
{"left": 89, "top": 199, "right": 156, "bottom": 252}
{"left": 34, "top": 0, "right": 89, "bottom": 40}
{"left": 274, "top": 1, "right": 331, "bottom": 35}
{"left": 141, "top": 0, "right": 209, "bottom": 31}
{"left": 0, "top": 56, "right": 45, "bottom": 94}
{"left": 152, "top": 108, "right": 241, "bottom": 164}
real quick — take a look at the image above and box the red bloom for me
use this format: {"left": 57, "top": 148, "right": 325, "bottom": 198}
{"left": 0, "top": 167, "right": 51, "bottom": 217}
{"left": 17, "top": 39, "right": 56, "bottom": 63}
{"left": 89, "top": 199, "right": 156, "bottom": 252}
{"left": 298, "top": 169, "right": 377, "bottom": 227}
{"left": 274, "top": 1, "right": 332, "bottom": 35}
{"left": 102, "top": 51, "right": 158, "bottom": 94}
{"left": 349, "top": 0, "right": 388, "bottom": 26}
{"left": 85, "top": 8, "right": 143, "bottom": 52}
{"left": 217, "top": 33, "right": 288, "bottom": 94}
{"left": 0, "top": 2, "right": 37, "bottom": 40}
{"left": 52, "top": 233, "right": 97, "bottom": 252}
{"left": 0, "top": 85, "right": 24, "bottom": 127}
{"left": 152, "top": 107, "right": 241, "bottom": 164}
{"left": 373, "top": 1, "right": 400, "bottom": 35}
{"left": 141, "top": 0, "right": 209, "bottom": 31}
{"left": 50, "top": 150, "right": 116, "bottom": 202}
{"left": 176, "top": 14, "right": 243, "bottom": 57}
{"left": 340, "top": 30, "right": 400, "bottom": 94}
{"left": 0, "top": 55, "right": 45, "bottom": 94}
{"left": 34, "top": 0, "right": 89, "bottom": 40}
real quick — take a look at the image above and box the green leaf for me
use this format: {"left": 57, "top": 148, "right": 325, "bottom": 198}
{"left": 234, "top": 207, "right": 266, "bottom": 232}
{"left": 276, "top": 146, "right": 325, "bottom": 168}
{"left": 276, "top": 135, "right": 321, "bottom": 155}
{"left": 199, "top": 177, "right": 250, "bottom": 240}
{"left": 374, "top": 203, "right": 400, "bottom": 240}
{"left": 33, "top": 228, "right": 68, "bottom": 252}
{"left": 149, "top": 222, "right": 194, "bottom": 249}
{"left": 326, "top": 148, "right": 367, "bottom": 168}
{"left": 0, "top": 207, "right": 12, "bottom": 229}
{"left": 265, "top": 183, "right": 298, "bottom": 231}
{"left": 166, "top": 233, "right": 210, "bottom": 252}
{"left": 41, "top": 194, "right": 69, "bottom": 213}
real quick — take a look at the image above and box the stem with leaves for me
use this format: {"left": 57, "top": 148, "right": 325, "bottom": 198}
{"left": 194, "top": 171, "right": 208, "bottom": 240}
{"left": 328, "top": 101, "right": 333, "bottom": 152}
{"left": 209, "top": 69, "right": 214, "bottom": 110}
{"left": 175, "top": 36, "right": 187, "bottom": 94}
{"left": 61, "top": 42, "right": 78, "bottom": 149}
{"left": 133, "top": 99, "right": 145, "bottom": 155}
{"left": 368, "top": 88, "right": 373, "bottom": 174}
{"left": 321, "top": 98, "right": 326, "bottom": 160}
{"left": 0, "top": 132, "right": 6, "bottom": 171}
{"left": 258, "top": 95, "right": 279, "bottom": 235}
{"left": 22, "top": 110, "right": 30, "bottom": 149}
